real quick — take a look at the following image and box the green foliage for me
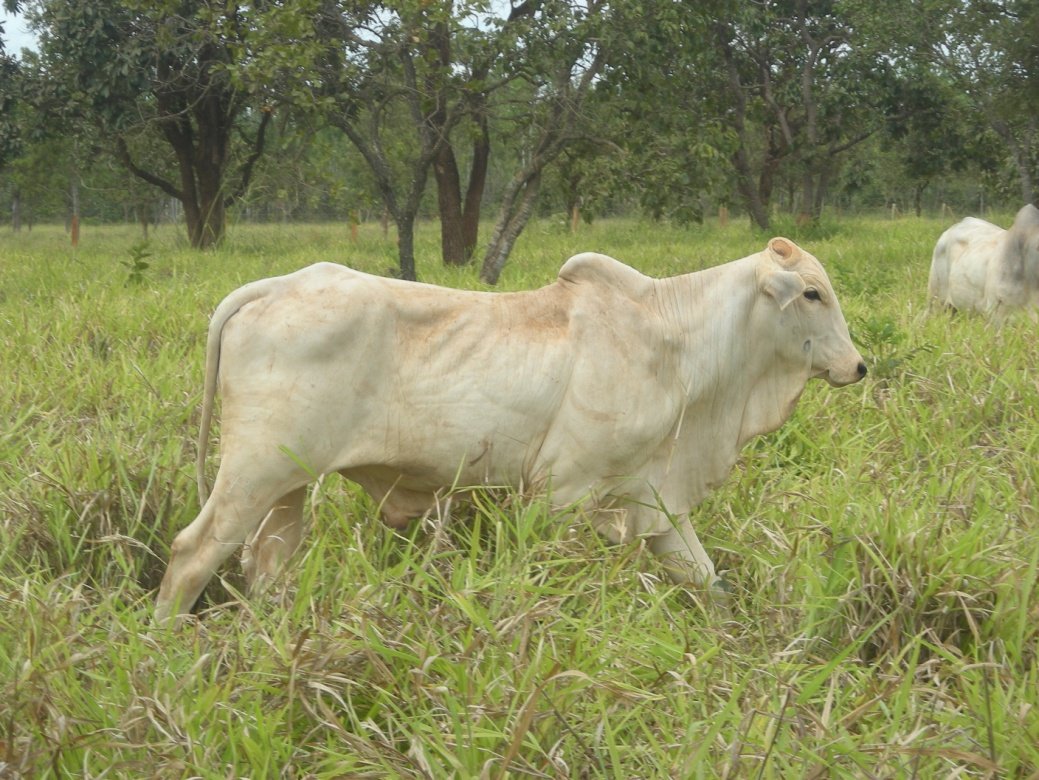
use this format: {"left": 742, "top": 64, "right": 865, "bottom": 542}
{"left": 17, "top": 0, "right": 280, "bottom": 247}
{"left": 120, "top": 239, "right": 152, "bottom": 286}
{"left": 854, "top": 314, "right": 933, "bottom": 381}
{"left": 1, "top": 217, "right": 1038, "bottom": 776}
{"left": 0, "top": 44, "right": 21, "bottom": 168}
{"left": 3, "top": 0, "right": 1036, "bottom": 252}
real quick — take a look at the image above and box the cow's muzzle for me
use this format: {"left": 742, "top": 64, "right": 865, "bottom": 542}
{"left": 827, "top": 359, "right": 868, "bottom": 387}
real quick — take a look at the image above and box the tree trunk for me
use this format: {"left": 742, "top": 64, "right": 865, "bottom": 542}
{"left": 715, "top": 20, "right": 771, "bottom": 231}
{"left": 757, "top": 138, "right": 781, "bottom": 214}
{"left": 11, "top": 187, "right": 20, "bottom": 232}
{"left": 434, "top": 116, "right": 490, "bottom": 265}
{"left": 397, "top": 212, "right": 417, "bottom": 281}
{"left": 733, "top": 145, "right": 770, "bottom": 230}
{"left": 181, "top": 195, "right": 203, "bottom": 248}
{"left": 799, "top": 169, "right": 817, "bottom": 225}
{"left": 461, "top": 117, "right": 490, "bottom": 259}
{"left": 130, "top": 128, "right": 229, "bottom": 249}
{"left": 480, "top": 171, "right": 541, "bottom": 285}
{"left": 993, "top": 122, "right": 1036, "bottom": 205}
{"left": 70, "top": 178, "right": 80, "bottom": 247}
{"left": 798, "top": 159, "right": 832, "bottom": 225}
{"left": 1016, "top": 149, "right": 1035, "bottom": 205}
{"left": 193, "top": 167, "right": 226, "bottom": 248}
{"left": 434, "top": 143, "right": 467, "bottom": 265}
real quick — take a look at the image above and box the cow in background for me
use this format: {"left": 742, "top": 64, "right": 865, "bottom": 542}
{"left": 929, "top": 204, "right": 1039, "bottom": 321}
{"left": 156, "top": 238, "right": 867, "bottom": 622}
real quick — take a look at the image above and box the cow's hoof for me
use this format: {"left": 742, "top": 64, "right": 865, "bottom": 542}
{"left": 710, "top": 577, "right": 734, "bottom": 600}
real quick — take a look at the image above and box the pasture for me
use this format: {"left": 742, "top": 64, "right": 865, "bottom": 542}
{"left": 1, "top": 216, "right": 1037, "bottom": 778}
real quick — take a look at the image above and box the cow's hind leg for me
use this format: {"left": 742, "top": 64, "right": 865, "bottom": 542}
{"left": 242, "top": 486, "right": 306, "bottom": 594}
{"left": 156, "top": 477, "right": 294, "bottom": 623}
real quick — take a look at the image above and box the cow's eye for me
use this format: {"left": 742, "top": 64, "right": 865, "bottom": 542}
{"left": 804, "top": 288, "right": 822, "bottom": 302}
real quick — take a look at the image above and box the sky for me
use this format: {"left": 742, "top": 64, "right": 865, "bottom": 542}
{"left": 1, "top": 10, "right": 36, "bottom": 57}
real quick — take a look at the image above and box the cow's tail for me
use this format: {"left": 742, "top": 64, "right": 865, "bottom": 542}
{"left": 196, "top": 280, "right": 277, "bottom": 505}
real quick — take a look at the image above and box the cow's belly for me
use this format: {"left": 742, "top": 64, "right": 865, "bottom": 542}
{"left": 357, "top": 405, "right": 555, "bottom": 487}
{"left": 222, "top": 389, "right": 556, "bottom": 477}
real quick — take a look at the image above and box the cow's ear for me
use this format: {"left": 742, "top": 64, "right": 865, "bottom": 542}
{"left": 761, "top": 267, "right": 806, "bottom": 310}
{"left": 767, "top": 237, "right": 800, "bottom": 269}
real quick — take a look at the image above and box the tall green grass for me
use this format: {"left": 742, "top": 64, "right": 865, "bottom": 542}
{"left": 1, "top": 216, "right": 1036, "bottom": 777}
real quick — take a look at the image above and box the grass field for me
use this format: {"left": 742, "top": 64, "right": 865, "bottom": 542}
{"left": 1, "top": 215, "right": 1037, "bottom": 778}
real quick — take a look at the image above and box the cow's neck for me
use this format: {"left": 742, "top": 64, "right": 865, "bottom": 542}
{"left": 656, "top": 257, "right": 811, "bottom": 450}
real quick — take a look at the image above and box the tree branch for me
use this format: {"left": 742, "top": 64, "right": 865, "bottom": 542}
{"left": 225, "top": 106, "right": 272, "bottom": 207}
{"left": 114, "top": 136, "right": 183, "bottom": 200}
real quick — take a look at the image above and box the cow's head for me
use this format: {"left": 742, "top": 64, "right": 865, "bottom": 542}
{"left": 1005, "top": 204, "right": 1039, "bottom": 300}
{"left": 757, "top": 237, "right": 867, "bottom": 387}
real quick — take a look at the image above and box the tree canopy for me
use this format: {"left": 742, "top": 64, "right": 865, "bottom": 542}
{"left": 1, "top": 0, "right": 1036, "bottom": 277}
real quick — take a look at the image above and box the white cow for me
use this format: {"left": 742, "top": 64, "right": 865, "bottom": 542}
{"left": 929, "top": 204, "right": 1039, "bottom": 320}
{"left": 156, "top": 237, "right": 867, "bottom": 621}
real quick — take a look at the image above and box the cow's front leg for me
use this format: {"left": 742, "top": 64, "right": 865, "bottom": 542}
{"left": 646, "top": 516, "right": 730, "bottom": 598}
{"left": 584, "top": 494, "right": 730, "bottom": 597}
{"left": 242, "top": 486, "right": 306, "bottom": 594}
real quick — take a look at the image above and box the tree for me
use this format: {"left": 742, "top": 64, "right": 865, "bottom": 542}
{"left": 424, "top": 1, "right": 541, "bottom": 266}
{"left": 0, "top": 49, "right": 23, "bottom": 229}
{"left": 923, "top": 0, "right": 1039, "bottom": 205}
{"left": 881, "top": 67, "right": 988, "bottom": 216}
{"left": 590, "top": 2, "right": 731, "bottom": 226}
{"left": 423, "top": 9, "right": 486, "bottom": 267}
{"left": 295, "top": 0, "right": 475, "bottom": 279}
{"left": 304, "top": 0, "right": 566, "bottom": 279}
{"left": 21, "top": 0, "right": 273, "bottom": 247}
{"left": 248, "top": 0, "right": 620, "bottom": 279}
{"left": 707, "top": 0, "right": 901, "bottom": 228}
{"left": 0, "top": 9, "right": 25, "bottom": 177}
{"left": 478, "top": 0, "right": 609, "bottom": 284}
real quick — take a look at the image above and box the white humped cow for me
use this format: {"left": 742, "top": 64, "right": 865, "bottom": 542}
{"left": 929, "top": 203, "right": 1039, "bottom": 320}
{"left": 156, "top": 237, "right": 867, "bottom": 621}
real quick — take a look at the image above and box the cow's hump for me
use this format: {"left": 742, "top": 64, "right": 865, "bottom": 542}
{"left": 1010, "top": 203, "right": 1039, "bottom": 235}
{"left": 557, "top": 252, "right": 651, "bottom": 297}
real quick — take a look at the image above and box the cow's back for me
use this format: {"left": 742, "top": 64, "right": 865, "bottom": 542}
{"left": 929, "top": 217, "right": 1005, "bottom": 311}
{"left": 215, "top": 262, "right": 580, "bottom": 490}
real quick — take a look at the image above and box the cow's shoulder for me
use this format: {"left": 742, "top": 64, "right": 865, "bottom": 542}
{"left": 557, "top": 252, "right": 652, "bottom": 298}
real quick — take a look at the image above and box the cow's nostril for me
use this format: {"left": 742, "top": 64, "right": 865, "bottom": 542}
{"left": 857, "top": 361, "right": 868, "bottom": 377}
